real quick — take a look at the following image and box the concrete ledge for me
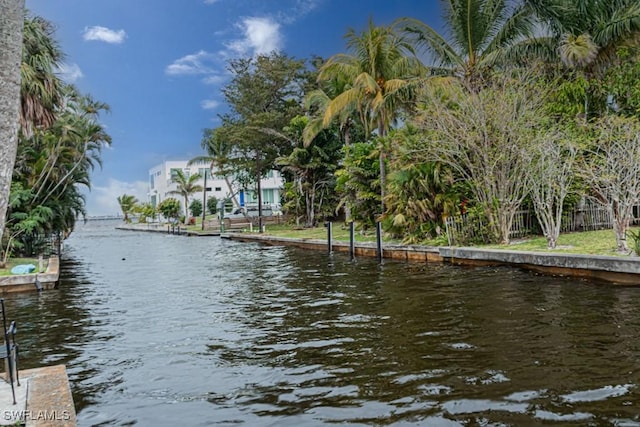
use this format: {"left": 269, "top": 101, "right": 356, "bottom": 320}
{"left": 0, "top": 365, "right": 75, "bottom": 426}
{"left": 222, "top": 233, "right": 640, "bottom": 285}
{"left": 0, "top": 257, "right": 59, "bottom": 293}
{"left": 440, "top": 247, "right": 640, "bottom": 285}
{"left": 23, "top": 365, "right": 76, "bottom": 427}
{"left": 221, "top": 233, "right": 442, "bottom": 261}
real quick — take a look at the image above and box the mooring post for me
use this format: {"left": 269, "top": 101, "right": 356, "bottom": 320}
{"left": 326, "top": 221, "right": 332, "bottom": 255}
{"left": 349, "top": 221, "right": 355, "bottom": 260}
{"left": 376, "top": 221, "right": 383, "bottom": 263}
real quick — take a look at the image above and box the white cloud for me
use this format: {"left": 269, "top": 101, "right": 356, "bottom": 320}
{"left": 280, "top": 0, "right": 322, "bottom": 24}
{"left": 227, "top": 17, "right": 282, "bottom": 56}
{"left": 202, "top": 74, "right": 226, "bottom": 85}
{"left": 165, "top": 50, "right": 216, "bottom": 76}
{"left": 200, "top": 99, "right": 220, "bottom": 110}
{"left": 56, "top": 62, "right": 83, "bottom": 83}
{"left": 83, "top": 26, "right": 127, "bottom": 44}
{"left": 86, "top": 178, "right": 148, "bottom": 216}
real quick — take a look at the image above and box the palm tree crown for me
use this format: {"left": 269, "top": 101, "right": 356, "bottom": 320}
{"left": 168, "top": 169, "right": 202, "bottom": 220}
{"left": 397, "top": 0, "right": 536, "bottom": 82}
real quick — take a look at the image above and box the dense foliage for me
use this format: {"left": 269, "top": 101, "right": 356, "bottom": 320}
{"left": 6, "top": 1, "right": 640, "bottom": 255}
{"left": 2, "top": 14, "right": 111, "bottom": 260}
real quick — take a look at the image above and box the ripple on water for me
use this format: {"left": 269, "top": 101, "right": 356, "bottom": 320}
{"left": 15, "top": 221, "right": 640, "bottom": 426}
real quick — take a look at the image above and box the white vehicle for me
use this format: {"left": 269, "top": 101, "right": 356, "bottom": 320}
{"left": 225, "top": 205, "right": 273, "bottom": 219}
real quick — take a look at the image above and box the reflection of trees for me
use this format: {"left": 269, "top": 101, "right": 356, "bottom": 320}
{"left": 212, "top": 253, "right": 640, "bottom": 423}
{"left": 4, "top": 257, "right": 120, "bottom": 411}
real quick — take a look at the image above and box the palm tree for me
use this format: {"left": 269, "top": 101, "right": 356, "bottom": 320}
{"left": 20, "top": 14, "right": 64, "bottom": 134}
{"left": 188, "top": 128, "right": 240, "bottom": 207}
{"left": 527, "top": 0, "right": 640, "bottom": 70}
{"left": 168, "top": 170, "right": 202, "bottom": 221}
{"left": 318, "top": 19, "right": 426, "bottom": 213}
{"left": 0, "top": 0, "right": 26, "bottom": 247}
{"left": 527, "top": 0, "right": 640, "bottom": 121}
{"left": 117, "top": 194, "right": 138, "bottom": 223}
{"left": 396, "top": 0, "right": 537, "bottom": 85}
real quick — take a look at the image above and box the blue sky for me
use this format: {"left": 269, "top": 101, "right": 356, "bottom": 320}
{"left": 25, "top": 0, "right": 442, "bottom": 216}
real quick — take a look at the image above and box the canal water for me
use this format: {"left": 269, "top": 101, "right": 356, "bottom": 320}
{"left": 5, "top": 220, "right": 640, "bottom": 426}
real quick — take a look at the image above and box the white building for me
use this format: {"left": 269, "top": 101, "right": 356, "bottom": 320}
{"left": 147, "top": 160, "right": 284, "bottom": 216}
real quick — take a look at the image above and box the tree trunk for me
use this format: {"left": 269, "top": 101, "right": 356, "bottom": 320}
{"left": 614, "top": 215, "right": 630, "bottom": 253}
{"left": 0, "top": 0, "right": 25, "bottom": 246}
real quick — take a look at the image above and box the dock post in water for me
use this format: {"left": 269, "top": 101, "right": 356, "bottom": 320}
{"left": 349, "top": 221, "right": 355, "bottom": 260}
{"left": 376, "top": 221, "right": 383, "bottom": 263}
{"left": 326, "top": 221, "right": 333, "bottom": 255}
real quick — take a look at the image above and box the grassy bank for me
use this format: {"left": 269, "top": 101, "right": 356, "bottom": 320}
{"left": 0, "top": 257, "right": 48, "bottom": 276}
{"left": 245, "top": 223, "right": 638, "bottom": 257}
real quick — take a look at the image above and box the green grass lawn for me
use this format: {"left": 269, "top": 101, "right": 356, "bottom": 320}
{"left": 484, "top": 228, "right": 635, "bottom": 256}
{"left": 0, "top": 257, "right": 48, "bottom": 276}
{"left": 241, "top": 222, "right": 638, "bottom": 257}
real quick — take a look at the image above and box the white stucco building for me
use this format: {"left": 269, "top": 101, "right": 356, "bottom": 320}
{"left": 147, "top": 160, "right": 284, "bottom": 215}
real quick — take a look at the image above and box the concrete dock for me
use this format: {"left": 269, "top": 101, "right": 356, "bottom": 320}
{"left": 0, "top": 365, "right": 75, "bottom": 426}
{"left": 0, "top": 257, "right": 59, "bottom": 293}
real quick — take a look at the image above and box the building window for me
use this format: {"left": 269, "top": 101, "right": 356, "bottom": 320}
{"left": 215, "top": 187, "right": 222, "bottom": 192}
{"left": 170, "top": 168, "right": 180, "bottom": 179}
{"left": 149, "top": 174, "right": 155, "bottom": 189}
{"left": 262, "top": 189, "right": 275, "bottom": 204}
{"left": 198, "top": 168, "right": 212, "bottom": 179}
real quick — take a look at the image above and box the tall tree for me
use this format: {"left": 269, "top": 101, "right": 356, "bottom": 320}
{"left": 397, "top": 0, "right": 537, "bottom": 84}
{"left": 20, "top": 14, "right": 64, "bottom": 133}
{"left": 318, "top": 19, "right": 426, "bottom": 213}
{"left": 527, "top": 0, "right": 640, "bottom": 121}
{"left": 527, "top": 127, "right": 578, "bottom": 249}
{"left": 581, "top": 115, "right": 640, "bottom": 253}
{"left": 168, "top": 170, "right": 202, "bottom": 221}
{"left": 218, "top": 52, "right": 306, "bottom": 218}
{"left": 527, "top": 0, "right": 640, "bottom": 70}
{"left": 410, "top": 73, "right": 547, "bottom": 244}
{"left": 274, "top": 116, "right": 342, "bottom": 227}
{"left": 189, "top": 128, "right": 240, "bottom": 208}
{"left": 117, "top": 194, "right": 138, "bottom": 223}
{"left": 0, "top": 0, "right": 26, "bottom": 248}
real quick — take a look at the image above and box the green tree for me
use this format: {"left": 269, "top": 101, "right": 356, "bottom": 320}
{"left": 409, "top": 72, "right": 548, "bottom": 244}
{"left": 133, "top": 202, "right": 156, "bottom": 224}
{"left": 189, "top": 199, "right": 203, "bottom": 218}
{"left": 20, "top": 14, "right": 64, "bottom": 133}
{"left": 318, "top": 20, "right": 426, "bottom": 213}
{"left": 189, "top": 128, "right": 240, "bottom": 208}
{"left": 528, "top": 0, "right": 640, "bottom": 121}
{"left": 168, "top": 170, "right": 202, "bottom": 221}
{"left": 528, "top": 0, "right": 640, "bottom": 71}
{"left": 275, "top": 116, "right": 342, "bottom": 227}
{"left": 0, "top": 0, "right": 26, "bottom": 247}
{"left": 386, "top": 127, "right": 460, "bottom": 243}
{"left": 2, "top": 183, "right": 52, "bottom": 265}
{"left": 335, "top": 142, "right": 381, "bottom": 228}
{"left": 581, "top": 115, "right": 640, "bottom": 252}
{"left": 398, "top": 0, "right": 537, "bottom": 84}
{"left": 117, "top": 194, "right": 138, "bottom": 223}
{"left": 206, "top": 196, "right": 218, "bottom": 215}
{"left": 217, "top": 53, "right": 306, "bottom": 216}
{"left": 157, "top": 198, "right": 181, "bottom": 222}
{"left": 12, "top": 88, "right": 111, "bottom": 235}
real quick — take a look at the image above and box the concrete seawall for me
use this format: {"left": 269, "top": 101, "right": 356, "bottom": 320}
{"left": 0, "top": 257, "right": 59, "bottom": 293}
{"left": 222, "top": 233, "right": 640, "bottom": 285}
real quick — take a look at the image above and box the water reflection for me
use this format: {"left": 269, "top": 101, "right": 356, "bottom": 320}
{"left": 3, "top": 220, "right": 640, "bottom": 425}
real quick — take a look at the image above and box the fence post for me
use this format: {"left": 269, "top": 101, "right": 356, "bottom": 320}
{"left": 326, "top": 221, "right": 332, "bottom": 255}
